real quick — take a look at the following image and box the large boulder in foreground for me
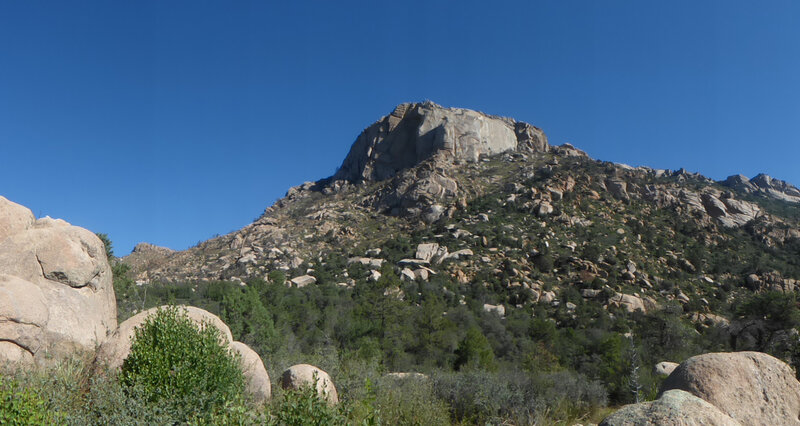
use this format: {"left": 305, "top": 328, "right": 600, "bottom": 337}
{"left": 661, "top": 351, "right": 800, "bottom": 425}
{"left": 601, "top": 351, "right": 800, "bottom": 425}
{"left": 0, "top": 197, "right": 116, "bottom": 366}
{"left": 280, "top": 364, "right": 339, "bottom": 405}
{"left": 96, "top": 305, "right": 271, "bottom": 402}
{"left": 600, "top": 389, "right": 739, "bottom": 426}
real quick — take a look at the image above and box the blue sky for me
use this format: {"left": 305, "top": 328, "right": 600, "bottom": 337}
{"left": 1, "top": 1, "right": 799, "bottom": 255}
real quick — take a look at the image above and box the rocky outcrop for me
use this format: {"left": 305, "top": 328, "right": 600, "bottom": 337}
{"left": 722, "top": 173, "right": 800, "bottom": 203}
{"left": 602, "top": 351, "right": 800, "bottom": 425}
{"left": 122, "top": 243, "right": 175, "bottom": 276}
{"left": 290, "top": 275, "right": 317, "bottom": 288}
{"left": 482, "top": 303, "right": 506, "bottom": 317}
{"left": 699, "top": 191, "right": 761, "bottom": 227}
{"left": 333, "top": 102, "right": 548, "bottom": 184}
{"left": 96, "top": 306, "right": 271, "bottom": 402}
{"left": 607, "top": 293, "right": 648, "bottom": 313}
{"left": 0, "top": 197, "right": 116, "bottom": 366}
{"left": 280, "top": 364, "right": 339, "bottom": 405}
{"left": 326, "top": 102, "right": 550, "bottom": 219}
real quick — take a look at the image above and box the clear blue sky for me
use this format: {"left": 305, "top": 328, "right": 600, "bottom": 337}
{"left": 2, "top": 1, "right": 798, "bottom": 255}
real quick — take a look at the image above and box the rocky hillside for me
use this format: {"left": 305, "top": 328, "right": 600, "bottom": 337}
{"left": 110, "top": 102, "right": 800, "bottom": 422}
{"left": 125, "top": 101, "right": 800, "bottom": 290}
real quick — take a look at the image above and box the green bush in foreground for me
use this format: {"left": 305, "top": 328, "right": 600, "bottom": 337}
{"left": 267, "top": 382, "right": 352, "bottom": 426}
{"left": 119, "top": 306, "right": 246, "bottom": 422}
{"left": 0, "top": 375, "right": 59, "bottom": 425}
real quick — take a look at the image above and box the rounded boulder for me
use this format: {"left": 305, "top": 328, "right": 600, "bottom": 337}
{"left": 231, "top": 341, "right": 271, "bottom": 404}
{"left": 600, "top": 389, "right": 739, "bottom": 426}
{"left": 654, "top": 361, "right": 679, "bottom": 377}
{"left": 661, "top": 351, "right": 800, "bottom": 425}
{"left": 280, "top": 364, "right": 339, "bottom": 405}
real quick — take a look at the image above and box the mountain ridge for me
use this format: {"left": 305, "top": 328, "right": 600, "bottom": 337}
{"left": 123, "top": 102, "right": 800, "bottom": 287}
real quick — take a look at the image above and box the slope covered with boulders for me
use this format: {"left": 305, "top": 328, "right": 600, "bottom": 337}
{"left": 115, "top": 102, "right": 800, "bottom": 423}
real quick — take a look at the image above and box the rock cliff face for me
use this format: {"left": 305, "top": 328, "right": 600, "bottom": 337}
{"left": 0, "top": 197, "right": 117, "bottom": 366}
{"left": 333, "top": 102, "right": 548, "bottom": 183}
{"left": 328, "top": 102, "right": 549, "bottom": 220}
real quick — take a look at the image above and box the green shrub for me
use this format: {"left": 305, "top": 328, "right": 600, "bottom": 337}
{"left": 737, "top": 291, "right": 800, "bottom": 328}
{"left": 267, "top": 380, "right": 351, "bottom": 426}
{"left": 454, "top": 326, "right": 496, "bottom": 371}
{"left": 119, "top": 306, "right": 246, "bottom": 422}
{"left": 0, "top": 375, "right": 59, "bottom": 425}
{"left": 431, "top": 369, "right": 606, "bottom": 424}
{"left": 374, "top": 376, "right": 450, "bottom": 426}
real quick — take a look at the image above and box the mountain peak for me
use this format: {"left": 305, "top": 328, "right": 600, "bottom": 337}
{"left": 332, "top": 102, "right": 549, "bottom": 184}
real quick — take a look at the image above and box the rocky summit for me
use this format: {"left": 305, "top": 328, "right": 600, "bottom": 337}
{"left": 333, "top": 101, "right": 549, "bottom": 183}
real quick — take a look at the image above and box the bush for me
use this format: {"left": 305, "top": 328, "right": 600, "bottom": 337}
{"left": 267, "top": 380, "right": 351, "bottom": 426}
{"left": 431, "top": 369, "right": 606, "bottom": 424}
{"left": 0, "top": 375, "right": 60, "bottom": 425}
{"left": 374, "top": 376, "right": 450, "bottom": 426}
{"left": 119, "top": 306, "right": 246, "bottom": 422}
{"left": 737, "top": 291, "right": 800, "bottom": 328}
{"left": 454, "top": 326, "right": 496, "bottom": 371}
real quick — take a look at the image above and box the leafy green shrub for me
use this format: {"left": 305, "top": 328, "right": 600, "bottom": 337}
{"left": 0, "top": 375, "right": 59, "bottom": 425}
{"left": 69, "top": 370, "right": 175, "bottom": 425}
{"left": 119, "top": 306, "right": 246, "bottom": 422}
{"left": 267, "top": 380, "right": 351, "bottom": 426}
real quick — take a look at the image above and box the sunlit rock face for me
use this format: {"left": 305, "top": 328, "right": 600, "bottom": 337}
{"left": 333, "top": 101, "right": 549, "bottom": 184}
{"left": 0, "top": 196, "right": 116, "bottom": 367}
